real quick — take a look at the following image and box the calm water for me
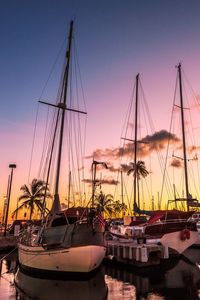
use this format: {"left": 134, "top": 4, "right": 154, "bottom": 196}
{"left": 0, "top": 248, "right": 200, "bottom": 299}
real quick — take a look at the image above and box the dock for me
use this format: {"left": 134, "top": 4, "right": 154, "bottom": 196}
{"left": 0, "top": 235, "right": 17, "bottom": 252}
{"left": 106, "top": 240, "right": 171, "bottom": 267}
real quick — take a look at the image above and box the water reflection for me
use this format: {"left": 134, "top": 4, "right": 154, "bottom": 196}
{"left": 0, "top": 249, "right": 200, "bottom": 299}
{"left": 0, "top": 251, "right": 18, "bottom": 300}
{"left": 15, "top": 267, "right": 107, "bottom": 300}
{"left": 105, "top": 249, "right": 200, "bottom": 300}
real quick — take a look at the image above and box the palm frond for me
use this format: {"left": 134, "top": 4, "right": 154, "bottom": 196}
{"left": 20, "top": 184, "right": 31, "bottom": 196}
{"left": 18, "top": 194, "right": 30, "bottom": 202}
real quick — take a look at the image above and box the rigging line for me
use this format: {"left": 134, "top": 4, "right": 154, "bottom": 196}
{"left": 41, "top": 111, "right": 58, "bottom": 180}
{"left": 39, "top": 104, "right": 59, "bottom": 181}
{"left": 141, "top": 178, "right": 145, "bottom": 210}
{"left": 28, "top": 102, "right": 39, "bottom": 184}
{"left": 113, "top": 83, "right": 136, "bottom": 201}
{"left": 160, "top": 73, "right": 179, "bottom": 203}
{"left": 73, "top": 37, "right": 87, "bottom": 112}
{"left": 73, "top": 46, "right": 88, "bottom": 195}
{"left": 38, "top": 35, "right": 68, "bottom": 101}
{"left": 69, "top": 54, "right": 83, "bottom": 204}
{"left": 182, "top": 68, "right": 200, "bottom": 110}
{"left": 139, "top": 82, "right": 170, "bottom": 191}
{"left": 70, "top": 132, "right": 81, "bottom": 205}
{"left": 143, "top": 175, "right": 151, "bottom": 201}
{"left": 37, "top": 106, "right": 50, "bottom": 179}
{"left": 179, "top": 72, "right": 200, "bottom": 197}
{"left": 122, "top": 82, "right": 136, "bottom": 142}
{"left": 48, "top": 120, "right": 59, "bottom": 198}
{"left": 72, "top": 107, "right": 82, "bottom": 203}
{"left": 123, "top": 179, "right": 132, "bottom": 214}
{"left": 72, "top": 52, "right": 86, "bottom": 203}
{"left": 181, "top": 77, "right": 196, "bottom": 146}
{"left": 82, "top": 117, "right": 87, "bottom": 194}
{"left": 188, "top": 164, "right": 199, "bottom": 199}
{"left": 182, "top": 70, "right": 199, "bottom": 149}
{"left": 74, "top": 51, "right": 86, "bottom": 198}
{"left": 0, "top": 247, "right": 18, "bottom": 263}
{"left": 139, "top": 81, "right": 153, "bottom": 197}
{"left": 41, "top": 114, "right": 56, "bottom": 181}
{"left": 130, "top": 176, "right": 134, "bottom": 213}
{"left": 140, "top": 83, "right": 173, "bottom": 200}
{"left": 185, "top": 99, "right": 197, "bottom": 152}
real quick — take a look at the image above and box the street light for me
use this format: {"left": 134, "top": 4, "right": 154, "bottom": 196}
{"left": 4, "top": 164, "right": 16, "bottom": 237}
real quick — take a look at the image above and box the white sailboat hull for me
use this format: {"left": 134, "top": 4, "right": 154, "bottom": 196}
{"left": 19, "top": 244, "right": 106, "bottom": 273}
{"left": 160, "top": 230, "right": 198, "bottom": 254}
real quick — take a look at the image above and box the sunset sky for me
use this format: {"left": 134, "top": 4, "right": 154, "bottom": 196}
{"left": 1, "top": 0, "right": 200, "bottom": 220}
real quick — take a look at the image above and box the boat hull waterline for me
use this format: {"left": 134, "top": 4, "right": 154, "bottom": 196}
{"left": 19, "top": 244, "right": 106, "bottom": 273}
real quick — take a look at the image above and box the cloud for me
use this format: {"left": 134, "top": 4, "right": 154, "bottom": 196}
{"left": 188, "top": 145, "right": 200, "bottom": 154}
{"left": 169, "top": 158, "right": 182, "bottom": 168}
{"left": 86, "top": 130, "right": 180, "bottom": 160}
{"left": 82, "top": 177, "right": 119, "bottom": 186}
{"left": 105, "top": 163, "right": 132, "bottom": 173}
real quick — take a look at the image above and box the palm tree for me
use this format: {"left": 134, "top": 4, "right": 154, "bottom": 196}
{"left": 12, "top": 179, "right": 52, "bottom": 220}
{"left": 94, "top": 191, "right": 113, "bottom": 217}
{"left": 127, "top": 160, "right": 149, "bottom": 210}
{"left": 121, "top": 202, "right": 128, "bottom": 216}
{"left": 113, "top": 200, "right": 128, "bottom": 218}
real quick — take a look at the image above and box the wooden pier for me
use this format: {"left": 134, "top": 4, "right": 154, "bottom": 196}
{"left": 106, "top": 240, "right": 170, "bottom": 267}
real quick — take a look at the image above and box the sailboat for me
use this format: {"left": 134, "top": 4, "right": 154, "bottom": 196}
{"left": 109, "top": 67, "right": 198, "bottom": 254}
{"left": 18, "top": 21, "right": 106, "bottom": 275}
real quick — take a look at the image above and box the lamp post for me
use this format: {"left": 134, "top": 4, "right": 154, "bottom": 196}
{"left": 4, "top": 164, "right": 16, "bottom": 237}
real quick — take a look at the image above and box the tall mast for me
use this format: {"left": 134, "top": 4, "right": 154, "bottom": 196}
{"left": 52, "top": 21, "right": 73, "bottom": 212}
{"left": 39, "top": 21, "right": 87, "bottom": 214}
{"left": 134, "top": 74, "right": 139, "bottom": 214}
{"left": 177, "top": 63, "right": 189, "bottom": 210}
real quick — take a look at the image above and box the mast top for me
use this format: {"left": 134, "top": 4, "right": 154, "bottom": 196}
{"left": 176, "top": 62, "right": 181, "bottom": 69}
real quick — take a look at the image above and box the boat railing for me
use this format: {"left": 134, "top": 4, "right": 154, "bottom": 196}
{"left": 146, "top": 218, "right": 196, "bottom": 227}
{"left": 19, "top": 224, "right": 40, "bottom": 246}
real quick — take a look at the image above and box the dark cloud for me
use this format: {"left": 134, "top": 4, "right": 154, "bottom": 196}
{"left": 100, "top": 179, "right": 119, "bottom": 185}
{"left": 106, "top": 163, "right": 131, "bottom": 173}
{"left": 82, "top": 177, "right": 119, "bottom": 186}
{"left": 170, "top": 158, "right": 182, "bottom": 168}
{"left": 188, "top": 145, "right": 200, "bottom": 154}
{"left": 86, "top": 130, "right": 180, "bottom": 160}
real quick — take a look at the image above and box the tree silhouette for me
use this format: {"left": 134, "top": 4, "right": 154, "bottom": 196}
{"left": 94, "top": 191, "right": 113, "bottom": 217}
{"left": 12, "top": 179, "right": 52, "bottom": 220}
{"left": 127, "top": 160, "right": 149, "bottom": 210}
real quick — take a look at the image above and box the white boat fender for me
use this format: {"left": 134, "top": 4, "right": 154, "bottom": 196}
{"left": 140, "top": 245, "right": 148, "bottom": 262}
{"left": 136, "top": 246, "right": 141, "bottom": 261}
{"left": 164, "top": 245, "right": 169, "bottom": 259}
